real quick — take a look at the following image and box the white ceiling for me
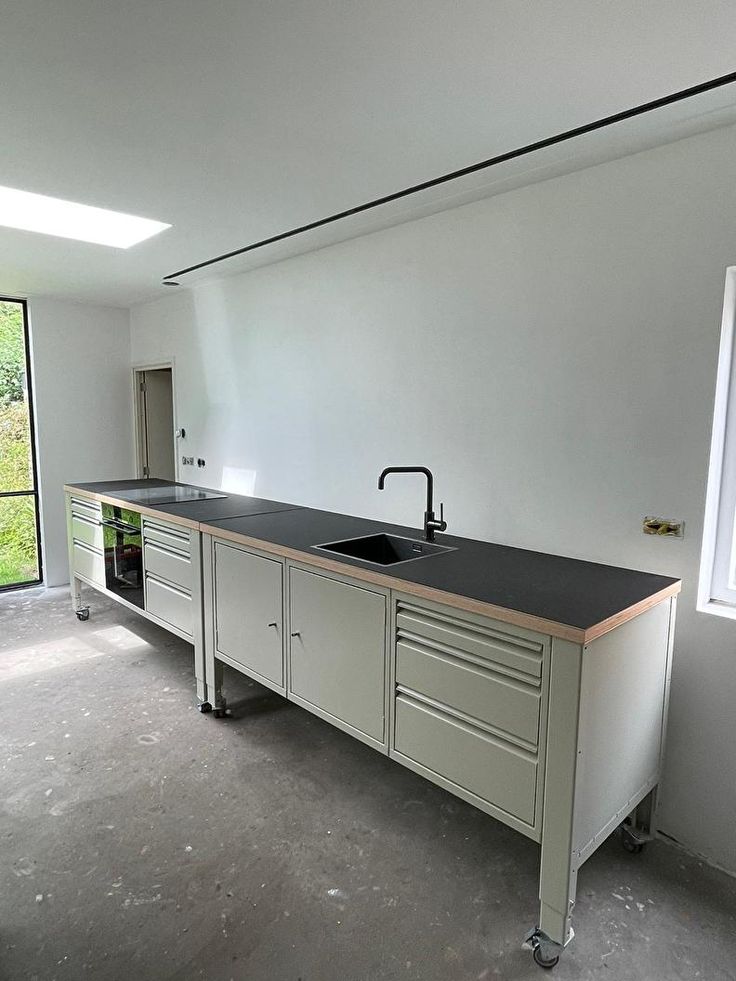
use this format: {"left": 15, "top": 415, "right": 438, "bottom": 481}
{"left": 1, "top": 0, "right": 736, "bottom": 308}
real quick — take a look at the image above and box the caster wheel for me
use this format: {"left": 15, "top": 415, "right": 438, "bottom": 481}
{"left": 198, "top": 702, "right": 213, "bottom": 714}
{"left": 533, "top": 946, "right": 560, "bottom": 970}
{"left": 213, "top": 708, "right": 226, "bottom": 719}
{"left": 622, "top": 829, "right": 644, "bottom": 854}
{"left": 76, "top": 609, "right": 90, "bottom": 622}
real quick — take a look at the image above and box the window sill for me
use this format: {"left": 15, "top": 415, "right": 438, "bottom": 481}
{"left": 697, "top": 598, "right": 736, "bottom": 621}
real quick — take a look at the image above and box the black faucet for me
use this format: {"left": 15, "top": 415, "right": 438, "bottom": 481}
{"left": 378, "top": 466, "right": 448, "bottom": 542}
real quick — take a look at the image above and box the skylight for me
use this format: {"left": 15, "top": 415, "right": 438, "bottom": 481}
{"left": 0, "top": 185, "right": 171, "bottom": 248}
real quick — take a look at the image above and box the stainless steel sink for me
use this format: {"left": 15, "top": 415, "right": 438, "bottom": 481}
{"left": 314, "top": 532, "right": 455, "bottom": 566}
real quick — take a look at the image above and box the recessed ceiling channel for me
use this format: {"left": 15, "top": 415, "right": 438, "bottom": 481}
{"left": 162, "top": 69, "right": 736, "bottom": 287}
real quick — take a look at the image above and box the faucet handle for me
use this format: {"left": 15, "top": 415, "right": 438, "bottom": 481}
{"left": 438, "top": 502, "right": 447, "bottom": 532}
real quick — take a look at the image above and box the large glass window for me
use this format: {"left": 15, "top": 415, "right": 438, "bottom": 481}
{"left": 0, "top": 298, "right": 41, "bottom": 588}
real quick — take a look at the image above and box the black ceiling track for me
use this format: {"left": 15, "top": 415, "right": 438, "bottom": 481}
{"left": 162, "top": 69, "right": 736, "bottom": 285}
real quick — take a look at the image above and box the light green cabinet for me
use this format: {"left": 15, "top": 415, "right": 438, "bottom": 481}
{"left": 145, "top": 576, "right": 193, "bottom": 637}
{"left": 213, "top": 541, "right": 284, "bottom": 691}
{"left": 288, "top": 567, "right": 387, "bottom": 747}
{"left": 199, "top": 533, "right": 677, "bottom": 966}
{"left": 394, "top": 694, "right": 538, "bottom": 825}
{"left": 391, "top": 597, "right": 547, "bottom": 835}
{"left": 68, "top": 496, "right": 104, "bottom": 588}
{"left": 142, "top": 516, "right": 195, "bottom": 638}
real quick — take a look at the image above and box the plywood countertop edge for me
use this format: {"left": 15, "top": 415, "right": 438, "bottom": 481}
{"left": 581, "top": 581, "right": 682, "bottom": 644}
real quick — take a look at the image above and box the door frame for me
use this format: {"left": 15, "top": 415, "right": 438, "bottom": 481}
{"left": 0, "top": 295, "right": 43, "bottom": 590}
{"left": 131, "top": 359, "right": 178, "bottom": 481}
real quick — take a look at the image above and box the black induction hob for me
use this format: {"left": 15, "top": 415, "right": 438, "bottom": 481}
{"left": 121, "top": 487, "right": 227, "bottom": 505}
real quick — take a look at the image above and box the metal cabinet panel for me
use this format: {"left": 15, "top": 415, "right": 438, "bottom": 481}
{"left": 289, "top": 567, "right": 386, "bottom": 742}
{"left": 70, "top": 496, "right": 101, "bottom": 519}
{"left": 72, "top": 541, "right": 105, "bottom": 587}
{"left": 394, "top": 693, "right": 537, "bottom": 826}
{"left": 396, "top": 639, "right": 540, "bottom": 747}
{"left": 142, "top": 518, "right": 191, "bottom": 557}
{"left": 71, "top": 514, "right": 103, "bottom": 552}
{"left": 214, "top": 542, "right": 284, "bottom": 687}
{"left": 145, "top": 575, "right": 193, "bottom": 636}
{"left": 144, "top": 542, "right": 192, "bottom": 593}
{"left": 396, "top": 602, "right": 543, "bottom": 681}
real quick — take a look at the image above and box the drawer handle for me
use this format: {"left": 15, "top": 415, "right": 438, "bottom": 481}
{"left": 73, "top": 514, "right": 100, "bottom": 527}
{"left": 74, "top": 540, "right": 101, "bottom": 556}
{"left": 71, "top": 497, "right": 99, "bottom": 511}
{"left": 268, "top": 622, "right": 278, "bottom": 628}
{"left": 396, "top": 691, "right": 537, "bottom": 760}
{"left": 144, "top": 522, "right": 189, "bottom": 540}
{"left": 290, "top": 631, "right": 301, "bottom": 637}
{"left": 146, "top": 541, "right": 190, "bottom": 560}
{"left": 146, "top": 574, "right": 191, "bottom": 598}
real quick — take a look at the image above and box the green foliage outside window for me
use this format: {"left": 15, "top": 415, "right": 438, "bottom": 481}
{"left": 0, "top": 301, "right": 39, "bottom": 586}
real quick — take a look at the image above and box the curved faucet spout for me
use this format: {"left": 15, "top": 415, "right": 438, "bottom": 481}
{"left": 377, "top": 466, "right": 446, "bottom": 541}
{"left": 378, "top": 466, "right": 433, "bottom": 511}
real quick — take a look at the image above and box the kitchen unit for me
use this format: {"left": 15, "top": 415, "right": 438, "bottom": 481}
{"left": 65, "top": 479, "right": 680, "bottom": 968}
{"left": 198, "top": 504, "right": 678, "bottom": 968}
{"left": 64, "top": 479, "right": 300, "bottom": 707}
{"left": 65, "top": 485, "right": 208, "bottom": 702}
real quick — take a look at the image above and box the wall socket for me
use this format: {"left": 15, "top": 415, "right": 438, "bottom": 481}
{"left": 181, "top": 456, "right": 194, "bottom": 466}
{"left": 197, "top": 458, "right": 206, "bottom": 468}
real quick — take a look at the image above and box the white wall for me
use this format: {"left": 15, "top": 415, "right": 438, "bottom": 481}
{"left": 30, "top": 298, "right": 132, "bottom": 586}
{"left": 131, "top": 122, "right": 736, "bottom": 873}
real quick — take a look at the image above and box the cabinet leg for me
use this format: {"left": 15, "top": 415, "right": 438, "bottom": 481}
{"left": 198, "top": 660, "right": 225, "bottom": 715}
{"left": 632, "top": 785, "right": 658, "bottom": 837}
{"left": 621, "top": 785, "right": 658, "bottom": 852}
{"left": 529, "top": 637, "right": 584, "bottom": 960}
{"left": 70, "top": 575, "right": 83, "bottom": 613}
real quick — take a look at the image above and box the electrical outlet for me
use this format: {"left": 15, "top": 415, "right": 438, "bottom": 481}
{"left": 181, "top": 456, "right": 194, "bottom": 466}
{"left": 197, "top": 458, "right": 206, "bottom": 468}
{"left": 643, "top": 516, "right": 684, "bottom": 538}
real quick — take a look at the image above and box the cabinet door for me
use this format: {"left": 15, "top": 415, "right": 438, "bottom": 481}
{"left": 289, "top": 567, "right": 386, "bottom": 743}
{"left": 214, "top": 542, "right": 284, "bottom": 688}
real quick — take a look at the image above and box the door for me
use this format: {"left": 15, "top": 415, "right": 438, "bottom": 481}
{"left": 0, "top": 298, "right": 42, "bottom": 589}
{"left": 214, "top": 542, "right": 284, "bottom": 690}
{"left": 136, "top": 367, "right": 175, "bottom": 480}
{"left": 289, "top": 567, "right": 386, "bottom": 742}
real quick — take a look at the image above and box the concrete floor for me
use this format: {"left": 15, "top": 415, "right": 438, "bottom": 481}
{"left": 0, "top": 589, "right": 735, "bottom": 981}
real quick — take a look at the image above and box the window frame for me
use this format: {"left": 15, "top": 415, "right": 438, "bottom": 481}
{"left": 698, "top": 267, "right": 736, "bottom": 616}
{"left": 0, "top": 295, "right": 43, "bottom": 591}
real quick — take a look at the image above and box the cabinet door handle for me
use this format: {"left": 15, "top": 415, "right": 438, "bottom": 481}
{"left": 290, "top": 631, "right": 301, "bottom": 637}
{"left": 268, "top": 621, "right": 278, "bottom": 628}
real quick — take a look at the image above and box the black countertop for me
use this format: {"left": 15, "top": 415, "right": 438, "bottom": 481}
{"left": 67, "top": 479, "right": 680, "bottom": 636}
{"left": 203, "top": 507, "right": 679, "bottom": 633}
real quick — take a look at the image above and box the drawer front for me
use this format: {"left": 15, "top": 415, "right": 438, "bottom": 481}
{"left": 142, "top": 518, "right": 192, "bottom": 557}
{"left": 72, "top": 541, "right": 105, "bottom": 587}
{"left": 396, "top": 639, "right": 540, "bottom": 748}
{"left": 70, "top": 495, "right": 101, "bottom": 519}
{"left": 394, "top": 694, "right": 537, "bottom": 826}
{"left": 145, "top": 576, "right": 193, "bottom": 636}
{"left": 144, "top": 542, "right": 192, "bottom": 593}
{"left": 71, "top": 514, "right": 103, "bottom": 552}
{"left": 396, "top": 602, "right": 544, "bottom": 682}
